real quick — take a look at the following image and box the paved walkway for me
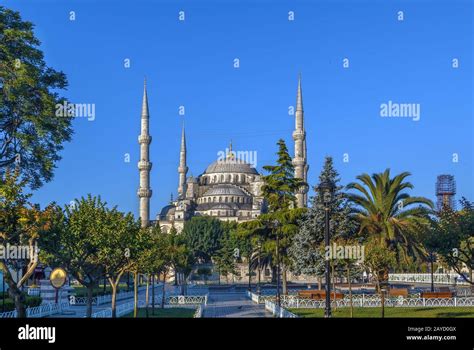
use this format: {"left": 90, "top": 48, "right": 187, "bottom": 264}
{"left": 53, "top": 284, "right": 178, "bottom": 318}
{"left": 203, "top": 290, "right": 271, "bottom": 318}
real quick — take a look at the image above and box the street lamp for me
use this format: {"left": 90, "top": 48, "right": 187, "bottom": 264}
{"left": 319, "top": 179, "right": 335, "bottom": 318}
{"left": 257, "top": 239, "right": 262, "bottom": 296}
{"left": 272, "top": 219, "right": 281, "bottom": 307}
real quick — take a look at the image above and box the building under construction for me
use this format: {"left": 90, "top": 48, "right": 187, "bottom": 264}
{"left": 436, "top": 175, "right": 456, "bottom": 211}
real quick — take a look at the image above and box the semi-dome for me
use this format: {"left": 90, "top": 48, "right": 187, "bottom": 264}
{"left": 204, "top": 159, "right": 258, "bottom": 175}
{"left": 203, "top": 184, "right": 249, "bottom": 197}
{"left": 159, "top": 204, "right": 175, "bottom": 219}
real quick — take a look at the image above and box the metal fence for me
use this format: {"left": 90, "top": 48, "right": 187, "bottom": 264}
{"left": 280, "top": 295, "right": 474, "bottom": 309}
{"left": 264, "top": 300, "right": 298, "bottom": 318}
{"left": 90, "top": 295, "right": 207, "bottom": 318}
{"left": 389, "top": 273, "right": 470, "bottom": 286}
{"left": 0, "top": 301, "right": 70, "bottom": 318}
{"left": 70, "top": 285, "right": 151, "bottom": 306}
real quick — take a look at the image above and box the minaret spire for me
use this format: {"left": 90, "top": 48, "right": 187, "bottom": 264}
{"left": 292, "top": 74, "right": 309, "bottom": 208}
{"left": 177, "top": 121, "right": 188, "bottom": 198}
{"left": 138, "top": 78, "right": 152, "bottom": 227}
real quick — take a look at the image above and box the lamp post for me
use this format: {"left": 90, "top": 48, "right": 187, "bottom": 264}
{"left": 273, "top": 219, "right": 281, "bottom": 307}
{"left": 319, "top": 179, "right": 335, "bottom": 318}
{"left": 257, "top": 239, "right": 262, "bottom": 296}
{"left": 2, "top": 270, "right": 5, "bottom": 313}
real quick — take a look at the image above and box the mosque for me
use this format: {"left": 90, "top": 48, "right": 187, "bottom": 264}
{"left": 136, "top": 76, "right": 309, "bottom": 233}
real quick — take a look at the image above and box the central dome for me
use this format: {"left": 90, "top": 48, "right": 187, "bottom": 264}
{"left": 205, "top": 159, "right": 258, "bottom": 175}
{"left": 203, "top": 184, "right": 249, "bottom": 196}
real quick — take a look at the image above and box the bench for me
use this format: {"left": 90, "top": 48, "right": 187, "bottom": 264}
{"left": 297, "top": 290, "right": 344, "bottom": 300}
{"left": 421, "top": 292, "right": 454, "bottom": 298}
{"left": 389, "top": 288, "right": 409, "bottom": 297}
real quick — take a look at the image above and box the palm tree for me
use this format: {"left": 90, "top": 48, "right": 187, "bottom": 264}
{"left": 347, "top": 169, "right": 434, "bottom": 266}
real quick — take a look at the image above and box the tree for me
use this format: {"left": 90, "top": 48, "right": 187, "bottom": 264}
{"left": 430, "top": 198, "right": 474, "bottom": 287}
{"left": 167, "top": 227, "right": 194, "bottom": 297}
{"left": 182, "top": 216, "right": 224, "bottom": 263}
{"left": 126, "top": 226, "right": 153, "bottom": 318}
{"left": 362, "top": 239, "right": 396, "bottom": 318}
{"left": 136, "top": 225, "right": 170, "bottom": 317}
{"left": 233, "top": 221, "right": 258, "bottom": 290}
{"left": 261, "top": 139, "right": 304, "bottom": 212}
{"left": 39, "top": 196, "right": 106, "bottom": 318}
{"left": 95, "top": 206, "right": 142, "bottom": 318}
{"left": 289, "top": 156, "right": 358, "bottom": 283}
{"left": 260, "top": 139, "right": 306, "bottom": 294}
{"left": 214, "top": 232, "right": 237, "bottom": 284}
{"left": 0, "top": 169, "right": 54, "bottom": 317}
{"left": 0, "top": 6, "right": 73, "bottom": 189}
{"left": 347, "top": 169, "right": 433, "bottom": 272}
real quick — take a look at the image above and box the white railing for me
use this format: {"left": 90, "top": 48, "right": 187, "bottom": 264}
{"left": 166, "top": 295, "right": 208, "bottom": 306}
{"left": 90, "top": 294, "right": 207, "bottom": 318}
{"left": 264, "top": 300, "right": 298, "bottom": 318}
{"left": 91, "top": 300, "right": 147, "bottom": 318}
{"left": 389, "top": 273, "right": 470, "bottom": 286}
{"left": 0, "top": 301, "right": 70, "bottom": 318}
{"left": 70, "top": 285, "right": 150, "bottom": 306}
{"left": 280, "top": 295, "right": 474, "bottom": 309}
{"left": 246, "top": 290, "right": 276, "bottom": 304}
{"left": 27, "top": 288, "right": 41, "bottom": 296}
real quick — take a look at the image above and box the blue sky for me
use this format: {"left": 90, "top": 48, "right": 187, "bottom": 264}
{"left": 4, "top": 0, "right": 473, "bottom": 217}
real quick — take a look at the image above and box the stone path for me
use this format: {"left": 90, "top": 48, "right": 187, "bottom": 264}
{"left": 203, "top": 290, "right": 271, "bottom": 318}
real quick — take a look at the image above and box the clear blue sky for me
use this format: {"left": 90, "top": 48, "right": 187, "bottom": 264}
{"left": 5, "top": 0, "right": 473, "bottom": 217}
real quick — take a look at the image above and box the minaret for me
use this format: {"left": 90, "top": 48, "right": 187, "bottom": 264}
{"left": 137, "top": 79, "right": 152, "bottom": 228}
{"left": 177, "top": 123, "right": 188, "bottom": 198}
{"left": 292, "top": 74, "right": 309, "bottom": 208}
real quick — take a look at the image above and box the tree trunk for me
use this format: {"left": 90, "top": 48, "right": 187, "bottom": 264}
{"left": 151, "top": 274, "right": 155, "bottom": 315}
{"left": 380, "top": 282, "right": 385, "bottom": 319}
{"left": 248, "top": 258, "right": 252, "bottom": 291}
{"left": 133, "top": 272, "right": 138, "bottom": 318}
{"left": 86, "top": 285, "right": 94, "bottom": 318}
{"left": 110, "top": 280, "right": 118, "bottom": 318}
{"left": 161, "top": 273, "right": 166, "bottom": 309}
{"left": 1, "top": 262, "right": 28, "bottom": 318}
{"left": 347, "top": 266, "right": 353, "bottom": 318}
{"left": 145, "top": 275, "right": 150, "bottom": 318}
{"left": 257, "top": 266, "right": 261, "bottom": 295}
{"left": 282, "top": 264, "right": 288, "bottom": 295}
{"left": 318, "top": 277, "right": 322, "bottom": 290}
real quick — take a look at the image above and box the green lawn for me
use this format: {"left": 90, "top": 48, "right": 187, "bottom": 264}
{"left": 290, "top": 307, "right": 474, "bottom": 318}
{"left": 122, "top": 307, "right": 196, "bottom": 318}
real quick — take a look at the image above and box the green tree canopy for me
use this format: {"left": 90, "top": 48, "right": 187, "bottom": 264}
{"left": 347, "top": 169, "right": 433, "bottom": 266}
{"left": 0, "top": 6, "right": 73, "bottom": 189}
{"left": 289, "top": 156, "right": 358, "bottom": 277}
{"left": 429, "top": 198, "right": 474, "bottom": 285}
{"left": 39, "top": 195, "right": 107, "bottom": 317}
{"left": 182, "top": 216, "right": 225, "bottom": 262}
